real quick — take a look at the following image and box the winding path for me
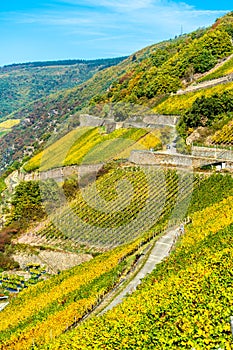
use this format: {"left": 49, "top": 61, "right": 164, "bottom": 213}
{"left": 100, "top": 228, "right": 177, "bottom": 315}
{"left": 176, "top": 72, "right": 233, "bottom": 95}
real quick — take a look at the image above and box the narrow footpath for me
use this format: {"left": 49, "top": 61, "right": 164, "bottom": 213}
{"left": 99, "top": 228, "right": 177, "bottom": 315}
{"left": 0, "top": 302, "right": 9, "bottom": 312}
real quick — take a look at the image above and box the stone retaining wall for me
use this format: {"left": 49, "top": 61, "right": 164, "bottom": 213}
{"left": 176, "top": 73, "right": 233, "bottom": 95}
{"left": 192, "top": 146, "right": 233, "bottom": 161}
{"left": 22, "top": 164, "right": 103, "bottom": 182}
{"left": 129, "top": 150, "right": 233, "bottom": 169}
{"left": 79, "top": 114, "right": 179, "bottom": 131}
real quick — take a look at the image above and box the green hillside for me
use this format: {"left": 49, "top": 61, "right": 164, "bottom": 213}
{"left": 44, "top": 199, "right": 233, "bottom": 350}
{"left": 0, "top": 174, "right": 233, "bottom": 349}
{"left": 0, "top": 57, "right": 126, "bottom": 120}
{"left": 1, "top": 12, "right": 233, "bottom": 172}
{"left": 154, "top": 81, "right": 233, "bottom": 115}
{"left": 198, "top": 54, "right": 233, "bottom": 82}
{"left": 153, "top": 81, "right": 233, "bottom": 141}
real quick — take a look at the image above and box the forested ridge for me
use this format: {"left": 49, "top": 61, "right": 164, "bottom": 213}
{"left": 0, "top": 57, "right": 126, "bottom": 119}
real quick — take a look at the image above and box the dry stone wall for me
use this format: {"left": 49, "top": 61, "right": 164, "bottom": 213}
{"left": 176, "top": 74, "right": 233, "bottom": 95}
{"left": 79, "top": 114, "right": 179, "bottom": 131}
{"left": 192, "top": 146, "right": 233, "bottom": 161}
{"left": 129, "top": 150, "right": 233, "bottom": 169}
{"left": 22, "top": 164, "right": 103, "bottom": 182}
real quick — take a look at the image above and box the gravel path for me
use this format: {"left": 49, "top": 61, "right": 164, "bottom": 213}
{"left": 0, "top": 302, "right": 9, "bottom": 312}
{"left": 100, "top": 228, "right": 177, "bottom": 315}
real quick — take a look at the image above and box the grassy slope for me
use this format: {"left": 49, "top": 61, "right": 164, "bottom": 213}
{"left": 0, "top": 120, "right": 20, "bottom": 141}
{"left": 0, "top": 119, "right": 20, "bottom": 129}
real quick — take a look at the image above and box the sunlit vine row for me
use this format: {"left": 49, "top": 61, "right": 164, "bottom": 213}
{"left": 0, "top": 239, "right": 142, "bottom": 349}
{"left": 41, "top": 196, "right": 233, "bottom": 350}
{"left": 35, "top": 168, "right": 195, "bottom": 248}
{"left": 154, "top": 81, "right": 233, "bottom": 115}
{"left": 211, "top": 121, "right": 233, "bottom": 146}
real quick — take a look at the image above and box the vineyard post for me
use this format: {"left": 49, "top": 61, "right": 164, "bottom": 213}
{"left": 230, "top": 316, "right": 233, "bottom": 337}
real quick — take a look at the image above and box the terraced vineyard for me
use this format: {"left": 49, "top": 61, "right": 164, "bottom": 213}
{"left": 0, "top": 264, "right": 47, "bottom": 292}
{"left": 198, "top": 54, "right": 233, "bottom": 82}
{"left": 41, "top": 195, "right": 233, "bottom": 350}
{"left": 154, "top": 81, "right": 233, "bottom": 115}
{"left": 24, "top": 127, "right": 162, "bottom": 172}
{"left": 0, "top": 119, "right": 20, "bottom": 139}
{"left": 1, "top": 12, "right": 233, "bottom": 350}
{"left": 1, "top": 172, "right": 233, "bottom": 349}
{"left": 211, "top": 121, "right": 233, "bottom": 146}
{"left": 0, "top": 240, "right": 143, "bottom": 349}
{"left": 33, "top": 167, "right": 194, "bottom": 249}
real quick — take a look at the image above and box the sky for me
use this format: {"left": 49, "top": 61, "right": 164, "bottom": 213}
{"left": 0, "top": 0, "right": 231, "bottom": 66}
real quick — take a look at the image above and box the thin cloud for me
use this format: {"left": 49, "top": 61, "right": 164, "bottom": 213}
{"left": 11, "top": 13, "right": 92, "bottom": 26}
{"left": 57, "top": 0, "right": 230, "bottom": 14}
{"left": 0, "top": 0, "right": 230, "bottom": 66}
{"left": 57, "top": 0, "right": 153, "bottom": 12}
{"left": 2, "top": 0, "right": 229, "bottom": 30}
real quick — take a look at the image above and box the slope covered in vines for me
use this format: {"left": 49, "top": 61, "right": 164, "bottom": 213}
{"left": 41, "top": 195, "right": 233, "bottom": 350}
{"left": 0, "top": 239, "right": 143, "bottom": 349}
{"left": 20, "top": 167, "right": 193, "bottom": 249}
{"left": 1, "top": 172, "right": 233, "bottom": 349}
{"left": 23, "top": 127, "right": 162, "bottom": 172}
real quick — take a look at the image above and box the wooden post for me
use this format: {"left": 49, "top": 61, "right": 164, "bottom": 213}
{"left": 230, "top": 316, "right": 233, "bottom": 337}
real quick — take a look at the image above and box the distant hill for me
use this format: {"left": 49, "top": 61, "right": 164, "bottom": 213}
{"left": 0, "top": 12, "right": 233, "bottom": 173}
{"left": 1, "top": 58, "right": 128, "bottom": 71}
{"left": 0, "top": 57, "right": 127, "bottom": 119}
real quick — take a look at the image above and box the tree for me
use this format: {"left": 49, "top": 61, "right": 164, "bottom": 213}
{"left": 7, "top": 181, "right": 46, "bottom": 227}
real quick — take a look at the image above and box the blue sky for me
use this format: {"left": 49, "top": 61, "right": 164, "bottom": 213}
{"left": 0, "top": 1, "right": 231, "bottom": 66}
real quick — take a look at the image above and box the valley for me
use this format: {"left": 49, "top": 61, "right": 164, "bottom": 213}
{"left": 0, "top": 11, "right": 233, "bottom": 349}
